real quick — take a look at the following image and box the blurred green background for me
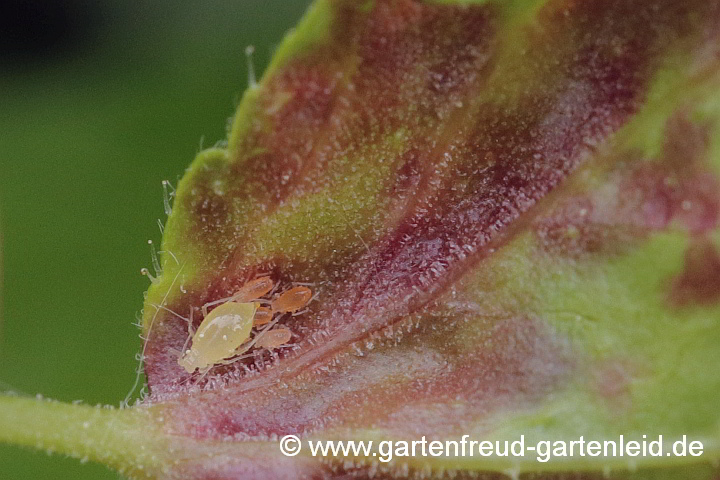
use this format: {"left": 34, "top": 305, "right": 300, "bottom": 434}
{"left": 0, "top": 1, "right": 311, "bottom": 478}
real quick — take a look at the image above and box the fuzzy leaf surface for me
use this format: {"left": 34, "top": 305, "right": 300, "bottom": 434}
{"left": 138, "top": 0, "right": 720, "bottom": 478}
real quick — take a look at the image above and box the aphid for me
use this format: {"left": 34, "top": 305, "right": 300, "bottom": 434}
{"left": 178, "top": 302, "right": 258, "bottom": 374}
{"left": 178, "top": 277, "right": 314, "bottom": 376}
{"left": 271, "top": 286, "right": 312, "bottom": 314}
{"left": 252, "top": 306, "right": 273, "bottom": 326}
{"left": 201, "top": 276, "right": 274, "bottom": 316}
{"left": 255, "top": 327, "right": 292, "bottom": 349}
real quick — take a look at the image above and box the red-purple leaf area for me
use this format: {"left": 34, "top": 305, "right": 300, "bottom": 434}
{"left": 139, "top": 0, "right": 720, "bottom": 478}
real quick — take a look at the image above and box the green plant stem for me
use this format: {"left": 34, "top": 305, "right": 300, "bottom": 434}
{"left": 0, "top": 394, "right": 167, "bottom": 479}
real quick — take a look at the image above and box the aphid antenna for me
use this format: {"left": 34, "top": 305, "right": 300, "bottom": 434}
{"left": 201, "top": 281, "right": 272, "bottom": 316}
{"left": 157, "top": 218, "right": 165, "bottom": 235}
{"left": 148, "top": 303, "right": 189, "bottom": 322}
{"left": 200, "top": 297, "right": 226, "bottom": 316}
{"left": 123, "top": 262, "right": 186, "bottom": 408}
{"left": 200, "top": 298, "right": 221, "bottom": 316}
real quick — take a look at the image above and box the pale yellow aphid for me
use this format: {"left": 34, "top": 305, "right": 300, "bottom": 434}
{"left": 178, "top": 301, "right": 258, "bottom": 374}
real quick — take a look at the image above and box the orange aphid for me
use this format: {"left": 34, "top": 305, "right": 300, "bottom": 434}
{"left": 236, "top": 276, "right": 275, "bottom": 301}
{"left": 252, "top": 306, "right": 273, "bottom": 326}
{"left": 271, "top": 286, "right": 312, "bottom": 314}
{"left": 255, "top": 328, "right": 292, "bottom": 349}
{"left": 202, "top": 276, "right": 274, "bottom": 315}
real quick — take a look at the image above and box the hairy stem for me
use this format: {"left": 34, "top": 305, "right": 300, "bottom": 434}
{"left": 0, "top": 395, "right": 167, "bottom": 479}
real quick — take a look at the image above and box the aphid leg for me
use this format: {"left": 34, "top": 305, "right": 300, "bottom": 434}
{"left": 233, "top": 313, "right": 285, "bottom": 358}
{"left": 214, "top": 354, "right": 249, "bottom": 367}
{"left": 149, "top": 303, "right": 195, "bottom": 354}
{"left": 180, "top": 364, "right": 211, "bottom": 387}
{"left": 267, "top": 279, "right": 282, "bottom": 297}
{"left": 307, "top": 288, "right": 321, "bottom": 306}
{"left": 196, "top": 366, "right": 213, "bottom": 384}
{"left": 291, "top": 307, "right": 310, "bottom": 317}
{"left": 232, "top": 337, "right": 294, "bottom": 363}
{"left": 179, "top": 371, "right": 197, "bottom": 387}
{"left": 229, "top": 350, "right": 259, "bottom": 363}
{"left": 168, "top": 347, "right": 183, "bottom": 358}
